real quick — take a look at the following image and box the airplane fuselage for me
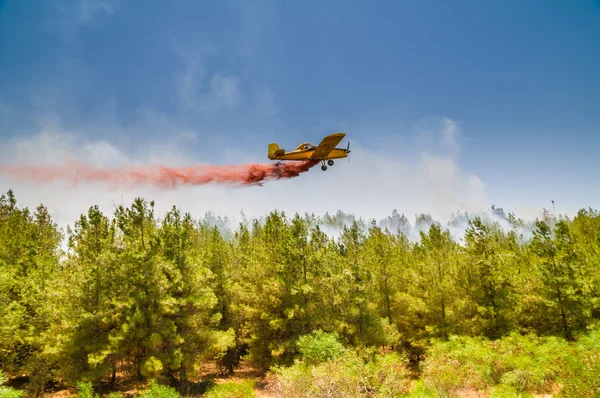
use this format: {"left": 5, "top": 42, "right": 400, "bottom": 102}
{"left": 270, "top": 147, "right": 349, "bottom": 161}
{"left": 267, "top": 132, "right": 350, "bottom": 170}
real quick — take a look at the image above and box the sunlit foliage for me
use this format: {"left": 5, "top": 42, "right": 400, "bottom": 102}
{"left": 0, "top": 189, "right": 598, "bottom": 396}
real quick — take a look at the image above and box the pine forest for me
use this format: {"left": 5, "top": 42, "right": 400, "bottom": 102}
{"left": 1, "top": 189, "right": 599, "bottom": 397}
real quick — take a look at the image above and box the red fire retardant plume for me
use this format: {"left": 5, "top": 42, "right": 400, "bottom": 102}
{"left": 0, "top": 159, "right": 321, "bottom": 189}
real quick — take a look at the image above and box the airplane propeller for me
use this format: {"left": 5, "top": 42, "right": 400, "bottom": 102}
{"left": 346, "top": 141, "right": 351, "bottom": 162}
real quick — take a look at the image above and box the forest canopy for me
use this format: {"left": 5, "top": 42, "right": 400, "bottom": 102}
{"left": 1, "top": 189, "right": 599, "bottom": 396}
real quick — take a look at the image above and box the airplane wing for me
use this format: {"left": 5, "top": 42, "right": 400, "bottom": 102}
{"left": 310, "top": 133, "right": 346, "bottom": 159}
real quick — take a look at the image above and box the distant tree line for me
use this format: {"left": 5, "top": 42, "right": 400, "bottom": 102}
{"left": 0, "top": 189, "right": 598, "bottom": 396}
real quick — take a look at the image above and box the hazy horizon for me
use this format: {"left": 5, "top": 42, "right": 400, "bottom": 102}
{"left": 2, "top": 0, "right": 599, "bottom": 234}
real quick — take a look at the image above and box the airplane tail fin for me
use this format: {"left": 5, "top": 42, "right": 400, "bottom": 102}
{"left": 268, "top": 143, "right": 280, "bottom": 159}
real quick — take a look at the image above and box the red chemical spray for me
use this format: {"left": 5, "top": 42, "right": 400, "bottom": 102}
{"left": 0, "top": 159, "right": 320, "bottom": 189}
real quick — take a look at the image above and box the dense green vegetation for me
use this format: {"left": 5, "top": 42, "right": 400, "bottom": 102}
{"left": 1, "top": 189, "right": 599, "bottom": 397}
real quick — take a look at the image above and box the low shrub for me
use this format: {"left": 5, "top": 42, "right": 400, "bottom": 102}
{"left": 269, "top": 333, "right": 411, "bottom": 397}
{"left": 557, "top": 328, "right": 600, "bottom": 397}
{"left": 296, "top": 330, "right": 346, "bottom": 365}
{"left": 136, "top": 380, "right": 179, "bottom": 398}
{"left": 421, "top": 332, "right": 575, "bottom": 396}
{"left": 76, "top": 381, "right": 97, "bottom": 398}
{"left": 0, "top": 371, "right": 24, "bottom": 398}
{"left": 203, "top": 380, "right": 255, "bottom": 398}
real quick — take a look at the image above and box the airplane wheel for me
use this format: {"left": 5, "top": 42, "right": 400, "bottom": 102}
{"left": 328, "top": 160, "right": 334, "bottom": 166}
{"left": 321, "top": 165, "right": 327, "bottom": 171}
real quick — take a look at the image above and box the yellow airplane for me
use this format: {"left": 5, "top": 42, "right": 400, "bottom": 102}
{"left": 268, "top": 132, "right": 351, "bottom": 171}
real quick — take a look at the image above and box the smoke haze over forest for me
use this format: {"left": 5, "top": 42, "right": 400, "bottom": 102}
{"left": 0, "top": 120, "right": 557, "bottom": 247}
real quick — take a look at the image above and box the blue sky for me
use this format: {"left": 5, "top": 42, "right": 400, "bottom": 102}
{"left": 1, "top": 0, "right": 599, "bottom": 230}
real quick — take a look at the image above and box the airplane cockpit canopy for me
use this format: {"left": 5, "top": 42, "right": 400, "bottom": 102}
{"left": 296, "top": 142, "right": 315, "bottom": 150}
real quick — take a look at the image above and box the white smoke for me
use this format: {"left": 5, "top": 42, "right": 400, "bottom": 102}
{"left": 0, "top": 116, "right": 557, "bottom": 248}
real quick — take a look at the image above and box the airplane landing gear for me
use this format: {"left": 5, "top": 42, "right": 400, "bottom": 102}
{"left": 321, "top": 164, "right": 327, "bottom": 171}
{"left": 327, "top": 160, "right": 334, "bottom": 166}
